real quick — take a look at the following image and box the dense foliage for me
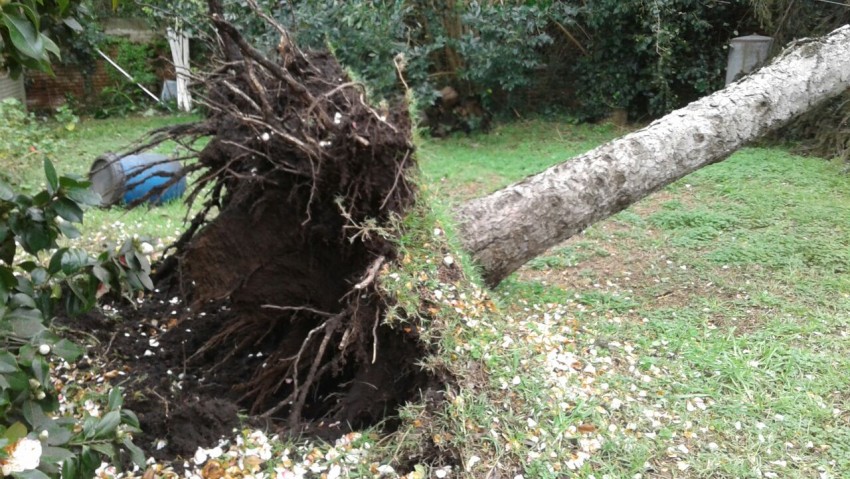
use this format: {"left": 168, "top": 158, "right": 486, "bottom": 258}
{"left": 0, "top": 0, "right": 100, "bottom": 78}
{"left": 280, "top": 1, "right": 576, "bottom": 125}
{"left": 0, "top": 99, "right": 77, "bottom": 185}
{"left": 0, "top": 99, "right": 151, "bottom": 478}
{"left": 93, "top": 37, "right": 163, "bottom": 117}
{"left": 275, "top": 0, "right": 848, "bottom": 123}
{"left": 7, "top": 0, "right": 850, "bottom": 125}
{"left": 573, "top": 0, "right": 750, "bottom": 119}
{"left": 259, "top": 0, "right": 757, "bottom": 121}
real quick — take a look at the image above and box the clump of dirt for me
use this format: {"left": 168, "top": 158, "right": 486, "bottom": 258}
{"left": 90, "top": 0, "right": 448, "bottom": 461}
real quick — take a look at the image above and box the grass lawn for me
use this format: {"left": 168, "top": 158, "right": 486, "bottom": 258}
{"left": 8, "top": 114, "right": 202, "bottom": 258}
{"left": 426, "top": 124, "right": 850, "bottom": 478}
{"left": 7, "top": 114, "right": 850, "bottom": 478}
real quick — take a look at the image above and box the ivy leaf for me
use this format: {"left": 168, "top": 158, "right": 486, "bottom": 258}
{"left": 60, "top": 457, "right": 77, "bottom": 479}
{"left": 52, "top": 198, "right": 83, "bottom": 223}
{"left": 0, "top": 266, "right": 15, "bottom": 303}
{"left": 0, "top": 351, "right": 17, "bottom": 373}
{"left": 58, "top": 176, "right": 89, "bottom": 190}
{"left": 15, "top": 468, "right": 52, "bottom": 479}
{"left": 120, "top": 409, "right": 140, "bottom": 430}
{"left": 62, "top": 17, "right": 82, "bottom": 32}
{"left": 61, "top": 249, "right": 89, "bottom": 275}
{"left": 8, "top": 309, "right": 46, "bottom": 338}
{"left": 18, "top": 222, "right": 52, "bottom": 255}
{"left": 30, "top": 268, "right": 48, "bottom": 286}
{"left": 42, "top": 34, "right": 60, "bottom": 59}
{"left": 56, "top": 221, "right": 80, "bottom": 240}
{"left": 2, "top": 13, "right": 45, "bottom": 61}
{"left": 44, "top": 159, "right": 59, "bottom": 195}
{"left": 89, "top": 442, "right": 117, "bottom": 466}
{"left": 93, "top": 411, "right": 120, "bottom": 439}
{"left": 107, "top": 387, "right": 122, "bottom": 410}
{"left": 51, "top": 339, "right": 84, "bottom": 362}
{"left": 3, "top": 422, "right": 28, "bottom": 443}
{"left": 31, "top": 356, "right": 49, "bottom": 387}
{"left": 79, "top": 446, "right": 100, "bottom": 479}
{"left": 64, "top": 187, "right": 100, "bottom": 207}
{"left": 40, "top": 445, "right": 74, "bottom": 465}
{"left": 48, "top": 248, "right": 68, "bottom": 275}
{"left": 122, "top": 437, "right": 146, "bottom": 469}
{"left": 91, "top": 265, "right": 111, "bottom": 284}
{"left": 0, "top": 179, "right": 14, "bottom": 201}
{"left": 0, "top": 235, "right": 14, "bottom": 265}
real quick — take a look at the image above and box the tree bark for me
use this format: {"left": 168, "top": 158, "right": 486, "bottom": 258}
{"left": 456, "top": 25, "right": 850, "bottom": 287}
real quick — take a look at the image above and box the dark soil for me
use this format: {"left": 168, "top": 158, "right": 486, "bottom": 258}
{"left": 76, "top": 1, "right": 448, "bottom": 463}
{"left": 75, "top": 283, "right": 439, "bottom": 463}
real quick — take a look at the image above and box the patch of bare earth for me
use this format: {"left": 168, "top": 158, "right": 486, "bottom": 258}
{"left": 517, "top": 191, "right": 772, "bottom": 334}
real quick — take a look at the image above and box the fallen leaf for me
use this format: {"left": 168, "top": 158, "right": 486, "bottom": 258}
{"left": 577, "top": 423, "right": 597, "bottom": 434}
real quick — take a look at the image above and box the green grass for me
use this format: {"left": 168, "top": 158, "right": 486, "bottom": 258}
{"left": 423, "top": 129, "right": 850, "bottom": 477}
{"left": 9, "top": 114, "right": 850, "bottom": 477}
{"left": 418, "top": 119, "right": 623, "bottom": 202}
{"left": 6, "top": 113, "right": 201, "bottom": 253}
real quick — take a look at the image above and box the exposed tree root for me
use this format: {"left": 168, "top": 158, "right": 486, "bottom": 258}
{"left": 125, "top": 0, "right": 437, "bottom": 436}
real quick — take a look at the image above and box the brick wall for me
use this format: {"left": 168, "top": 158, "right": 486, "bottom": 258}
{"left": 25, "top": 18, "right": 161, "bottom": 111}
{"left": 25, "top": 59, "right": 118, "bottom": 110}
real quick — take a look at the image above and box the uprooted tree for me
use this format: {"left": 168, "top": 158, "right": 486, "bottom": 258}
{"left": 458, "top": 25, "right": 850, "bottom": 286}
{"left": 122, "top": 0, "right": 849, "bottom": 446}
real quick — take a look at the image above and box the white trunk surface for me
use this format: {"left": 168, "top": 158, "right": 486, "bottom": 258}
{"left": 456, "top": 25, "right": 850, "bottom": 286}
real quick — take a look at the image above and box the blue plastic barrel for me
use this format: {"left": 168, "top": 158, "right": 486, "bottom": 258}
{"left": 89, "top": 152, "right": 187, "bottom": 206}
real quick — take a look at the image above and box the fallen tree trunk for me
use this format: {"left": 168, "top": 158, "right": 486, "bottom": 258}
{"left": 457, "top": 25, "right": 850, "bottom": 287}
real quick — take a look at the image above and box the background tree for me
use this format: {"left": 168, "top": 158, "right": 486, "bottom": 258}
{"left": 0, "top": 0, "right": 93, "bottom": 77}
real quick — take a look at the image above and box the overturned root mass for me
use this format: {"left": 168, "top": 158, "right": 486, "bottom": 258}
{"left": 137, "top": 0, "right": 435, "bottom": 437}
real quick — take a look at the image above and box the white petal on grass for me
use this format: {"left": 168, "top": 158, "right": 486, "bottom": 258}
{"left": 327, "top": 464, "right": 341, "bottom": 479}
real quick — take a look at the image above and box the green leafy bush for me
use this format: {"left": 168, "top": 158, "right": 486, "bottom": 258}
{"left": 0, "top": 100, "right": 79, "bottom": 188}
{"left": 573, "top": 0, "right": 750, "bottom": 119}
{"left": 0, "top": 160, "right": 151, "bottom": 478}
{"left": 281, "top": 1, "right": 575, "bottom": 121}
{"left": 95, "top": 38, "right": 163, "bottom": 118}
